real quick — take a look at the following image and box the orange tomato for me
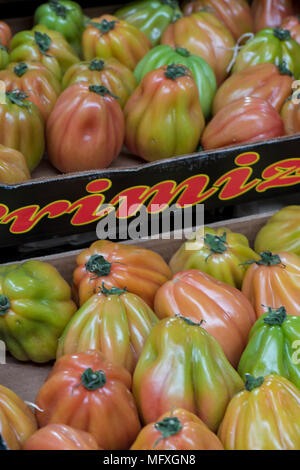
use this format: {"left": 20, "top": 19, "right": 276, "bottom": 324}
{"left": 0, "top": 21, "right": 12, "bottom": 47}
{"left": 35, "top": 350, "right": 141, "bottom": 450}
{"left": 154, "top": 269, "right": 256, "bottom": 367}
{"left": 82, "top": 14, "right": 151, "bottom": 70}
{"left": 23, "top": 424, "right": 99, "bottom": 450}
{"left": 252, "top": 0, "right": 294, "bottom": 32}
{"left": 0, "top": 144, "right": 30, "bottom": 184}
{"left": 281, "top": 95, "right": 300, "bottom": 134}
{"left": 73, "top": 240, "right": 172, "bottom": 308}
{"left": 0, "top": 385, "right": 37, "bottom": 450}
{"left": 131, "top": 408, "right": 224, "bottom": 450}
{"left": 218, "top": 374, "right": 300, "bottom": 450}
{"left": 161, "top": 11, "right": 235, "bottom": 85}
{"left": 183, "top": 0, "right": 253, "bottom": 41}
{"left": 242, "top": 250, "right": 300, "bottom": 317}
{"left": 46, "top": 82, "right": 125, "bottom": 173}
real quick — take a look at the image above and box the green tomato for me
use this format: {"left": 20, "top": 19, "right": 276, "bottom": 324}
{"left": 134, "top": 44, "right": 217, "bottom": 118}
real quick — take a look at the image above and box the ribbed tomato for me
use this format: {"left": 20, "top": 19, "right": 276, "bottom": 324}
{"left": 218, "top": 374, "right": 300, "bottom": 450}
{"left": 0, "top": 385, "right": 37, "bottom": 450}
{"left": 73, "top": 240, "right": 172, "bottom": 308}
{"left": 154, "top": 269, "right": 256, "bottom": 367}
{"left": 242, "top": 250, "right": 300, "bottom": 317}
{"left": 0, "top": 21, "right": 12, "bottom": 47}
{"left": 46, "top": 82, "right": 125, "bottom": 173}
{"left": 281, "top": 94, "right": 300, "bottom": 134}
{"left": 212, "top": 63, "right": 293, "bottom": 115}
{"left": 82, "top": 14, "right": 151, "bottom": 70}
{"left": 202, "top": 97, "right": 285, "bottom": 151}
{"left": 23, "top": 424, "right": 99, "bottom": 450}
{"left": 35, "top": 350, "right": 141, "bottom": 450}
{"left": 183, "top": 0, "right": 253, "bottom": 40}
{"left": 131, "top": 408, "right": 224, "bottom": 450}
{"left": 252, "top": 0, "right": 294, "bottom": 32}
{"left": 281, "top": 15, "right": 300, "bottom": 44}
{"left": 0, "top": 145, "right": 30, "bottom": 184}
{"left": 0, "top": 61, "right": 61, "bottom": 121}
{"left": 161, "top": 11, "right": 235, "bottom": 84}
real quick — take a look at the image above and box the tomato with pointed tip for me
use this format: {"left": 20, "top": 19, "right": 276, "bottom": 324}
{"left": 47, "top": 82, "right": 125, "bottom": 173}
{"left": 213, "top": 62, "right": 294, "bottom": 116}
{"left": 82, "top": 14, "right": 151, "bottom": 70}
{"left": 23, "top": 424, "right": 99, "bottom": 450}
{"left": 218, "top": 374, "right": 300, "bottom": 450}
{"left": 36, "top": 350, "right": 141, "bottom": 450}
{"left": 73, "top": 240, "right": 172, "bottom": 308}
{"left": 0, "top": 145, "right": 30, "bottom": 184}
{"left": 242, "top": 251, "right": 300, "bottom": 318}
{"left": 133, "top": 316, "right": 244, "bottom": 431}
{"left": 154, "top": 269, "right": 256, "bottom": 367}
{"left": 0, "top": 21, "right": 12, "bottom": 47}
{"left": 57, "top": 286, "right": 159, "bottom": 374}
{"left": 183, "top": 0, "right": 253, "bottom": 41}
{"left": 202, "top": 97, "right": 285, "bottom": 151}
{"left": 131, "top": 408, "right": 224, "bottom": 450}
{"left": 0, "top": 61, "right": 61, "bottom": 121}
{"left": 125, "top": 64, "right": 205, "bottom": 162}
{"left": 161, "top": 11, "right": 235, "bottom": 85}
{"left": 0, "top": 385, "right": 37, "bottom": 450}
{"left": 62, "top": 57, "right": 137, "bottom": 108}
{"left": 252, "top": 0, "right": 294, "bottom": 33}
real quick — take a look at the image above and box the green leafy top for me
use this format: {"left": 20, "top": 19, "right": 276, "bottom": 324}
{"left": 49, "top": 0, "right": 68, "bottom": 18}
{"left": 273, "top": 28, "right": 291, "bottom": 41}
{"left": 80, "top": 368, "right": 107, "bottom": 391}
{"left": 277, "top": 60, "right": 293, "bottom": 77}
{"left": 263, "top": 306, "right": 287, "bottom": 326}
{"left": 14, "top": 62, "right": 28, "bottom": 77}
{"left": 89, "top": 59, "right": 105, "bottom": 71}
{"left": 85, "top": 254, "right": 112, "bottom": 277}
{"left": 6, "top": 90, "right": 30, "bottom": 108}
{"left": 154, "top": 416, "right": 182, "bottom": 448}
{"left": 243, "top": 251, "right": 284, "bottom": 267}
{"left": 0, "top": 294, "right": 10, "bottom": 316}
{"left": 204, "top": 232, "right": 227, "bottom": 256}
{"left": 175, "top": 314, "right": 205, "bottom": 327}
{"left": 245, "top": 374, "right": 264, "bottom": 392}
{"left": 90, "top": 19, "right": 117, "bottom": 34}
{"left": 100, "top": 282, "right": 127, "bottom": 296}
{"left": 89, "top": 85, "right": 119, "bottom": 100}
{"left": 164, "top": 64, "right": 188, "bottom": 80}
{"left": 175, "top": 47, "right": 190, "bottom": 57}
{"left": 34, "top": 31, "right": 52, "bottom": 55}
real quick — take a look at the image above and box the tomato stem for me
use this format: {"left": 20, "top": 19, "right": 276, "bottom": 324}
{"left": 263, "top": 306, "right": 287, "bottom": 326}
{"left": 176, "top": 314, "right": 205, "bottom": 327}
{"left": 204, "top": 232, "right": 227, "bottom": 255}
{"left": 0, "top": 295, "right": 10, "bottom": 316}
{"left": 164, "top": 64, "right": 187, "bottom": 80}
{"left": 34, "top": 31, "right": 52, "bottom": 55}
{"left": 80, "top": 368, "right": 107, "bottom": 391}
{"left": 175, "top": 47, "right": 190, "bottom": 57}
{"left": 14, "top": 62, "right": 28, "bottom": 77}
{"left": 245, "top": 374, "right": 264, "bottom": 392}
{"left": 242, "top": 251, "right": 284, "bottom": 267}
{"left": 273, "top": 27, "right": 291, "bottom": 40}
{"left": 6, "top": 90, "right": 30, "bottom": 108}
{"left": 90, "top": 19, "right": 117, "bottom": 34}
{"left": 277, "top": 60, "right": 293, "bottom": 76}
{"left": 89, "top": 85, "right": 119, "bottom": 100}
{"left": 89, "top": 59, "right": 105, "bottom": 71}
{"left": 100, "top": 282, "right": 127, "bottom": 296}
{"left": 49, "top": 0, "right": 68, "bottom": 19}
{"left": 85, "top": 254, "right": 112, "bottom": 277}
{"left": 153, "top": 416, "right": 182, "bottom": 449}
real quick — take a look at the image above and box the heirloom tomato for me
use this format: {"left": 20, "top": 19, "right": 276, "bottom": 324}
{"left": 125, "top": 64, "right": 204, "bottom": 162}
{"left": 183, "top": 0, "right": 253, "bottom": 41}
{"left": 154, "top": 270, "right": 256, "bottom": 367}
{"left": 133, "top": 316, "right": 243, "bottom": 431}
{"left": 47, "top": 82, "right": 125, "bottom": 173}
{"left": 131, "top": 408, "right": 224, "bottom": 450}
{"left": 0, "top": 44, "right": 9, "bottom": 70}
{"left": 36, "top": 350, "right": 141, "bottom": 449}
{"left": 57, "top": 285, "right": 158, "bottom": 374}
{"left": 73, "top": 240, "right": 171, "bottom": 308}
{"left": 202, "top": 97, "right": 285, "bottom": 151}
{"left": 9, "top": 25, "right": 79, "bottom": 80}
{"left": 0, "top": 90, "right": 44, "bottom": 171}
{"left": 212, "top": 63, "right": 293, "bottom": 115}
{"left": 0, "top": 21, "right": 12, "bottom": 47}
{"left": 23, "top": 424, "right": 99, "bottom": 450}
{"left": 82, "top": 14, "right": 151, "bottom": 70}
{"left": 115, "top": 0, "right": 183, "bottom": 46}
{"left": 252, "top": 0, "right": 294, "bottom": 33}
{"left": 0, "top": 145, "right": 30, "bottom": 184}
{"left": 242, "top": 251, "right": 300, "bottom": 317}
{"left": 281, "top": 94, "right": 300, "bottom": 134}
{"left": 62, "top": 58, "right": 137, "bottom": 108}
{"left": 34, "top": 0, "right": 85, "bottom": 55}
{"left": 238, "top": 306, "right": 300, "bottom": 390}
{"left": 0, "top": 61, "right": 61, "bottom": 121}
{"left": 281, "top": 15, "right": 300, "bottom": 44}
{"left": 161, "top": 11, "right": 235, "bottom": 85}
{"left": 232, "top": 27, "right": 300, "bottom": 79}
{"left": 169, "top": 227, "right": 259, "bottom": 288}
{"left": 218, "top": 374, "right": 300, "bottom": 450}
{"left": 255, "top": 206, "right": 300, "bottom": 255}
{"left": 0, "top": 260, "right": 76, "bottom": 362}
{"left": 0, "top": 385, "right": 37, "bottom": 450}
{"left": 134, "top": 45, "right": 216, "bottom": 118}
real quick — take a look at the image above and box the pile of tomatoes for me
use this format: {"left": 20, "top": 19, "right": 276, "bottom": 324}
{"left": 0, "top": 204, "right": 300, "bottom": 450}
{"left": 0, "top": 0, "right": 300, "bottom": 183}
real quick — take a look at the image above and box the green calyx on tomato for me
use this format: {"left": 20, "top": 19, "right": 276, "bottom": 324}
{"left": 5, "top": 90, "right": 30, "bottom": 108}
{"left": 85, "top": 254, "right": 112, "bottom": 277}
{"left": 277, "top": 60, "right": 293, "bottom": 76}
{"left": 154, "top": 416, "right": 182, "bottom": 448}
{"left": 273, "top": 28, "right": 292, "bottom": 41}
{"left": 34, "top": 31, "right": 52, "bottom": 55}
{"left": 175, "top": 47, "right": 190, "bottom": 57}
{"left": 100, "top": 282, "right": 127, "bottom": 296}
{"left": 89, "top": 59, "right": 105, "bottom": 71}
{"left": 245, "top": 374, "right": 264, "bottom": 392}
{"left": 89, "top": 84, "right": 119, "bottom": 100}
{"left": 204, "top": 232, "right": 227, "bottom": 255}
{"left": 0, "top": 295, "right": 10, "bottom": 316}
{"left": 90, "top": 19, "right": 117, "bottom": 34}
{"left": 175, "top": 314, "right": 205, "bottom": 327}
{"left": 263, "top": 306, "right": 287, "bottom": 326}
{"left": 49, "top": 0, "right": 68, "bottom": 18}
{"left": 243, "top": 251, "right": 283, "bottom": 267}
{"left": 164, "top": 64, "right": 187, "bottom": 80}
{"left": 80, "top": 368, "right": 107, "bottom": 390}
{"left": 14, "top": 62, "right": 29, "bottom": 77}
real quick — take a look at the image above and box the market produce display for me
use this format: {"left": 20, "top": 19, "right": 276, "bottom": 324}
{"left": 0, "top": 0, "right": 298, "bottom": 182}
